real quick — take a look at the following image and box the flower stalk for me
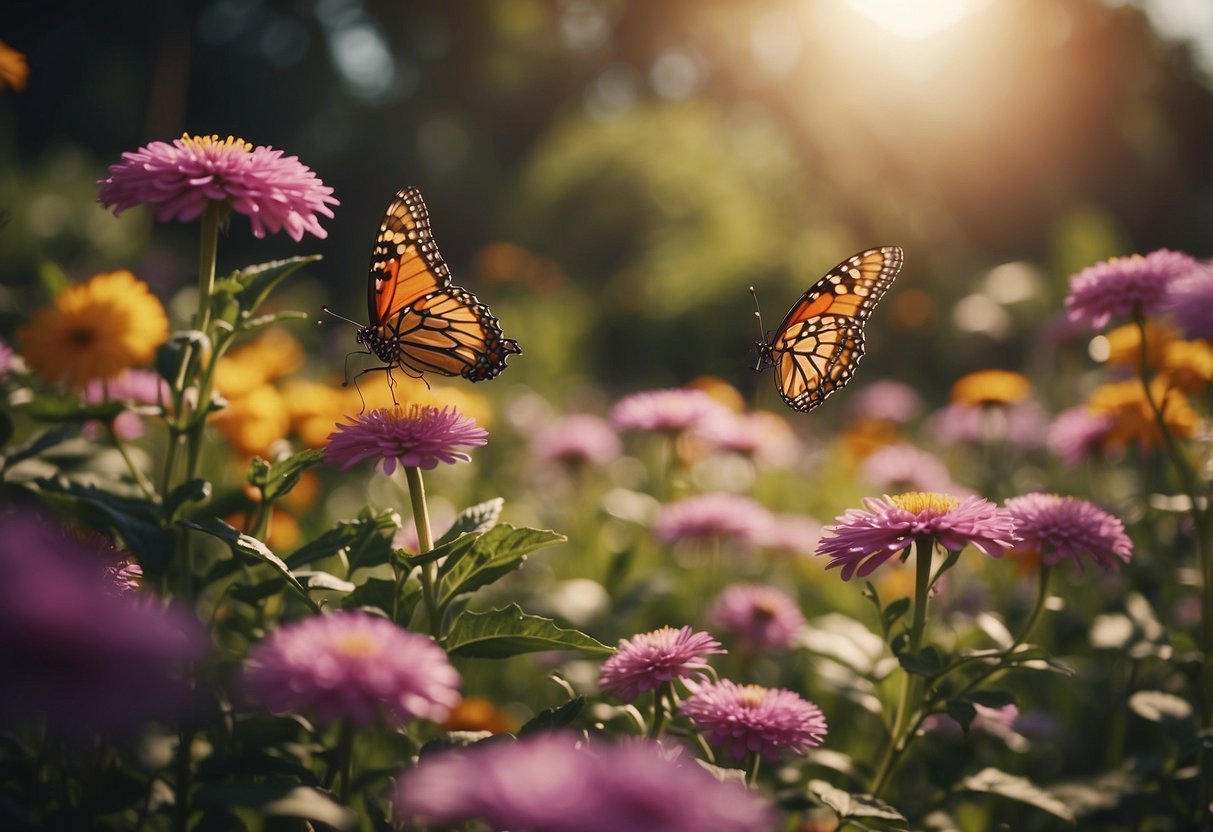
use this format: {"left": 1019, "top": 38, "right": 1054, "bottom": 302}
{"left": 405, "top": 465, "right": 442, "bottom": 637}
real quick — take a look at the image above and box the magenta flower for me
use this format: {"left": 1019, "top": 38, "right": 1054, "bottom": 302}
{"left": 708, "top": 584, "right": 806, "bottom": 653}
{"left": 680, "top": 680, "right": 827, "bottom": 761}
{"left": 1163, "top": 262, "right": 1213, "bottom": 340}
{"left": 652, "top": 493, "right": 773, "bottom": 547}
{"left": 243, "top": 610, "right": 460, "bottom": 726}
{"left": 1046, "top": 406, "right": 1114, "bottom": 465}
{"left": 758, "top": 513, "right": 823, "bottom": 557}
{"left": 693, "top": 409, "right": 798, "bottom": 466}
{"left": 859, "top": 443, "right": 962, "bottom": 495}
{"left": 817, "top": 493, "right": 1019, "bottom": 580}
{"left": 397, "top": 733, "right": 776, "bottom": 832}
{"left": 532, "top": 413, "right": 622, "bottom": 467}
{"left": 1004, "top": 493, "right": 1132, "bottom": 572}
{"left": 928, "top": 400, "right": 1046, "bottom": 449}
{"left": 0, "top": 512, "right": 206, "bottom": 734}
{"left": 1065, "top": 248, "right": 1199, "bottom": 329}
{"left": 324, "top": 405, "right": 487, "bottom": 474}
{"left": 847, "top": 379, "right": 924, "bottom": 423}
{"left": 98, "top": 133, "right": 338, "bottom": 241}
{"left": 610, "top": 388, "right": 730, "bottom": 434}
{"left": 84, "top": 368, "right": 170, "bottom": 440}
{"left": 598, "top": 625, "right": 725, "bottom": 702}
{"left": 0, "top": 337, "right": 11, "bottom": 379}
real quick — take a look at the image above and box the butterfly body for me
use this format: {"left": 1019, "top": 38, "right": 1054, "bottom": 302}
{"left": 756, "top": 246, "right": 902, "bottom": 412}
{"left": 354, "top": 187, "right": 519, "bottom": 383}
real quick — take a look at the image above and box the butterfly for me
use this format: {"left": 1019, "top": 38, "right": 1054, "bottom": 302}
{"left": 344, "top": 186, "right": 520, "bottom": 386}
{"left": 754, "top": 246, "right": 903, "bottom": 412}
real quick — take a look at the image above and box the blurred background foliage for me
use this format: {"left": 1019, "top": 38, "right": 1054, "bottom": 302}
{"left": 1, "top": 0, "right": 1210, "bottom": 410}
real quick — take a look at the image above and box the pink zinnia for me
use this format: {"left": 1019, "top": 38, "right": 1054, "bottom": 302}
{"left": 708, "top": 584, "right": 806, "bottom": 653}
{"left": 83, "top": 368, "right": 170, "bottom": 440}
{"left": 692, "top": 409, "right": 798, "bottom": 466}
{"left": 598, "top": 625, "right": 725, "bottom": 702}
{"left": 610, "top": 388, "right": 730, "bottom": 434}
{"left": 680, "top": 680, "right": 827, "bottom": 761}
{"left": 1004, "top": 493, "right": 1132, "bottom": 572}
{"left": 1065, "top": 248, "right": 1199, "bottom": 330}
{"left": 758, "top": 513, "right": 823, "bottom": 557}
{"left": 1163, "top": 261, "right": 1213, "bottom": 340}
{"left": 928, "top": 400, "right": 1046, "bottom": 449}
{"left": 532, "top": 413, "right": 622, "bottom": 467}
{"left": 652, "top": 493, "right": 773, "bottom": 547}
{"left": 817, "top": 492, "right": 1019, "bottom": 580}
{"left": 1046, "top": 406, "right": 1114, "bottom": 465}
{"left": 859, "top": 443, "right": 961, "bottom": 495}
{"left": 324, "top": 405, "right": 487, "bottom": 473}
{"left": 0, "top": 338, "right": 11, "bottom": 379}
{"left": 396, "top": 732, "right": 776, "bottom": 832}
{"left": 847, "top": 380, "right": 924, "bottom": 423}
{"left": 243, "top": 610, "right": 460, "bottom": 726}
{"left": 98, "top": 133, "right": 338, "bottom": 241}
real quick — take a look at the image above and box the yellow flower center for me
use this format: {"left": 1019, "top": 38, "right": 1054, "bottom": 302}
{"left": 181, "top": 133, "right": 253, "bottom": 153}
{"left": 891, "top": 492, "right": 959, "bottom": 514}
{"left": 332, "top": 632, "right": 380, "bottom": 659}
{"left": 737, "top": 685, "right": 766, "bottom": 708}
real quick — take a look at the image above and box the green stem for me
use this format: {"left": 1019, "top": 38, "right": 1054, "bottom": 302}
{"left": 870, "top": 537, "right": 933, "bottom": 797}
{"left": 333, "top": 721, "right": 355, "bottom": 805}
{"left": 745, "top": 752, "right": 761, "bottom": 787}
{"left": 109, "top": 423, "right": 158, "bottom": 503}
{"left": 172, "top": 726, "right": 195, "bottom": 832}
{"left": 647, "top": 682, "right": 672, "bottom": 740}
{"left": 404, "top": 466, "right": 441, "bottom": 636}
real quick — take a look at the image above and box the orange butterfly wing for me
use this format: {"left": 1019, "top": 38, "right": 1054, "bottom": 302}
{"left": 361, "top": 187, "right": 520, "bottom": 382}
{"left": 762, "top": 246, "right": 902, "bottom": 412}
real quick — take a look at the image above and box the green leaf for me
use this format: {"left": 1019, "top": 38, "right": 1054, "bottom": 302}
{"left": 898, "top": 645, "right": 946, "bottom": 678}
{"left": 444, "top": 604, "right": 613, "bottom": 659}
{"left": 968, "top": 689, "right": 1018, "bottom": 709}
{"left": 400, "top": 530, "right": 481, "bottom": 568}
{"left": 437, "top": 524, "right": 567, "bottom": 606}
{"left": 165, "top": 478, "right": 212, "bottom": 523}
{"left": 808, "top": 780, "right": 907, "bottom": 825}
{"left": 286, "top": 509, "right": 399, "bottom": 571}
{"left": 296, "top": 571, "right": 356, "bottom": 593}
{"left": 25, "top": 399, "right": 126, "bottom": 424}
{"left": 946, "top": 700, "right": 977, "bottom": 734}
{"left": 248, "top": 448, "right": 325, "bottom": 503}
{"left": 960, "top": 767, "right": 1074, "bottom": 821}
{"left": 1128, "top": 690, "right": 1194, "bottom": 723}
{"left": 193, "top": 782, "right": 355, "bottom": 830}
{"left": 238, "top": 309, "right": 311, "bottom": 336}
{"left": 435, "top": 497, "right": 505, "bottom": 547}
{"left": 341, "top": 576, "right": 422, "bottom": 625}
{"left": 184, "top": 517, "right": 320, "bottom": 612}
{"left": 881, "top": 597, "right": 911, "bottom": 633}
{"left": 1, "top": 426, "right": 75, "bottom": 471}
{"left": 232, "top": 255, "right": 322, "bottom": 318}
{"left": 519, "top": 697, "right": 585, "bottom": 734}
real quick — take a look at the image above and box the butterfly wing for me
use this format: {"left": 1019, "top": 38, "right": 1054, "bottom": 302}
{"left": 364, "top": 187, "right": 519, "bottom": 381}
{"left": 766, "top": 246, "right": 903, "bottom": 412}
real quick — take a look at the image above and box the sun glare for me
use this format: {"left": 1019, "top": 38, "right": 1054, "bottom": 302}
{"left": 843, "top": 0, "right": 982, "bottom": 40}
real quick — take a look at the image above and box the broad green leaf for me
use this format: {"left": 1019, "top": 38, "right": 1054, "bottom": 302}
{"left": 399, "top": 531, "right": 482, "bottom": 569}
{"left": 881, "top": 597, "right": 911, "bottom": 633}
{"left": 184, "top": 517, "right": 319, "bottom": 612}
{"left": 960, "top": 768, "right": 1074, "bottom": 821}
{"left": 898, "top": 645, "right": 946, "bottom": 677}
{"left": 193, "top": 781, "right": 355, "bottom": 830}
{"left": 25, "top": 399, "right": 126, "bottom": 423}
{"left": 519, "top": 697, "right": 585, "bottom": 734}
{"left": 946, "top": 700, "right": 977, "bottom": 733}
{"left": 1, "top": 426, "right": 76, "bottom": 470}
{"left": 249, "top": 448, "right": 325, "bottom": 503}
{"left": 165, "top": 478, "right": 212, "bottom": 523}
{"left": 808, "top": 780, "right": 907, "bottom": 825}
{"left": 342, "top": 576, "right": 422, "bottom": 626}
{"left": 296, "top": 571, "right": 356, "bottom": 593}
{"left": 1129, "top": 690, "right": 1193, "bottom": 723}
{"left": 437, "top": 524, "right": 567, "bottom": 606}
{"left": 434, "top": 497, "right": 505, "bottom": 547}
{"left": 232, "top": 255, "right": 322, "bottom": 318}
{"left": 239, "top": 309, "right": 310, "bottom": 336}
{"left": 286, "top": 509, "right": 399, "bottom": 570}
{"left": 444, "top": 603, "right": 613, "bottom": 659}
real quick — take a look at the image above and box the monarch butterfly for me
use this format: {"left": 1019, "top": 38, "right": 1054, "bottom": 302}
{"left": 335, "top": 186, "right": 520, "bottom": 387}
{"left": 754, "top": 246, "right": 903, "bottom": 413}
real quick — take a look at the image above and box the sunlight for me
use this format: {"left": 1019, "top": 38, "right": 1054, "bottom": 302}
{"left": 843, "top": 0, "right": 982, "bottom": 40}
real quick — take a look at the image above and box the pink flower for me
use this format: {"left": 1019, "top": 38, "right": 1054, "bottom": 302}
{"left": 859, "top": 443, "right": 962, "bottom": 495}
{"left": 243, "top": 610, "right": 460, "bottom": 726}
{"left": 758, "top": 513, "right": 823, "bottom": 557}
{"left": 708, "top": 584, "right": 805, "bottom": 653}
{"left": 532, "top": 413, "right": 622, "bottom": 467}
{"left": 396, "top": 732, "right": 776, "bottom": 832}
{"left": 928, "top": 400, "right": 1046, "bottom": 449}
{"left": 83, "top": 369, "right": 170, "bottom": 440}
{"left": 817, "top": 492, "right": 1019, "bottom": 580}
{"left": 1004, "top": 493, "right": 1132, "bottom": 572}
{"left": 598, "top": 625, "right": 725, "bottom": 702}
{"left": 610, "top": 388, "right": 730, "bottom": 434}
{"left": 1065, "top": 248, "right": 1199, "bottom": 330}
{"left": 680, "top": 680, "right": 827, "bottom": 761}
{"left": 847, "top": 380, "right": 924, "bottom": 423}
{"left": 324, "top": 405, "right": 487, "bottom": 473}
{"left": 1046, "top": 406, "right": 1114, "bottom": 465}
{"left": 98, "top": 134, "right": 338, "bottom": 241}
{"left": 652, "top": 493, "right": 773, "bottom": 547}
{"left": 692, "top": 409, "right": 798, "bottom": 466}
{"left": 0, "top": 338, "right": 11, "bottom": 379}
{"left": 1163, "top": 261, "right": 1213, "bottom": 340}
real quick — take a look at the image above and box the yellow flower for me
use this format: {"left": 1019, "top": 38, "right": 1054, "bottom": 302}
{"left": 18, "top": 270, "right": 169, "bottom": 388}
{"left": 282, "top": 379, "right": 349, "bottom": 449}
{"left": 211, "top": 384, "right": 290, "bottom": 456}
{"left": 1104, "top": 320, "right": 1176, "bottom": 371}
{"left": 950, "top": 370, "right": 1030, "bottom": 406}
{"left": 1087, "top": 378, "right": 1197, "bottom": 450}
{"left": 214, "top": 329, "right": 305, "bottom": 399}
{"left": 840, "top": 417, "right": 901, "bottom": 466}
{"left": 1162, "top": 340, "right": 1213, "bottom": 393}
{"left": 0, "top": 41, "right": 28, "bottom": 92}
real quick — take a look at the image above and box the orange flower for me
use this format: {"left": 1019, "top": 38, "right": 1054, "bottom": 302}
{"left": 1103, "top": 320, "right": 1175, "bottom": 372}
{"left": 950, "top": 370, "right": 1030, "bottom": 406}
{"left": 0, "top": 41, "right": 28, "bottom": 92}
{"left": 1087, "top": 378, "right": 1197, "bottom": 450}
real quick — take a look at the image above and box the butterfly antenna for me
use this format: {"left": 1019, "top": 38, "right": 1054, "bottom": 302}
{"left": 320, "top": 305, "right": 364, "bottom": 329}
{"left": 749, "top": 286, "right": 770, "bottom": 372}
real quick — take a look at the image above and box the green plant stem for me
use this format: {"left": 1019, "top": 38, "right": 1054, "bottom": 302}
{"left": 404, "top": 466, "right": 441, "bottom": 636}
{"left": 172, "top": 726, "right": 195, "bottom": 832}
{"left": 333, "top": 720, "right": 355, "bottom": 805}
{"left": 647, "top": 682, "right": 672, "bottom": 740}
{"left": 746, "top": 752, "right": 761, "bottom": 787}
{"left": 109, "top": 424, "right": 158, "bottom": 503}
{"left": 870, "top": 537, "right": 933, "bottom": 797}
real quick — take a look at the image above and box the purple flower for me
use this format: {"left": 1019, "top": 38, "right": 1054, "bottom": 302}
{"left": 98, "top": 134, "right": 338, "bottom": 241}
{"left": 243, "top": 610, "right": 460, "bottom": 726}
{"left": 532, "top": 413, "right": 622, "bottom": 467}
{"left": 859, "top": 443, "right": 962, "bottom": 495}
{"left": 1065, "top": 248, "right": 1199, "bottom": 330}
{"left": 324, "top": 405, "right": 487, "bottom": 473}
{"left": 847, "top": 380, "right": 924, "bottom": 423}
{"left": 708, "top": 585, "right": 806, "bottom": 652}
{"left": 1046, "top": 406, "right": 1114, "bottom": 465}
{"left": 758, "top": 513, "right": 823, "bottom": 556}
{"left": 1163, "top": 261, "right": 1213, "bottom": 340}
{"left": 817, "top": 493, "right": 1019, "bottom": 580}
{"left": 396, "top": 732, "right": 776, "bottom": 832}
{"left": 598, "top": 625, "right": 725, "bottom": 702}
{"left": 928, "top": 400, "right": 1046, "bottom": 449}
{"left": 83, "top": 368, "right": 170, "bottom": 440}
{"left": 692, "top": 409, "right": 798, "bottom": 466}
{"left": 610, "top": 388, "right": 730, "bottom": 434}
{"left": 0, "top": 338, "right": 11, "bottom": 378}
{"left": 652, "top": 493, "right": 773, "bottom": 547}
{"left": 680, "top": 680, "right": 827, "bottom": 761}
{"left": 0, "top": 512, "right": 206, "bottom": 734}
{"left": 1004, "top": 493, "right": 1132, "bottom": 572}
